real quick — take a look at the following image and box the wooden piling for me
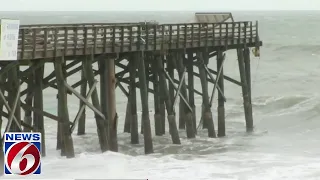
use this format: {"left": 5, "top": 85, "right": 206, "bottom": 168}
{"left": 152, "top": 54, "right": 163, "bottom": 136}
{"left": 140, "top": 53, "right": 151, "bottom": 135}
{"left": 99, "top": 58, "right": 109, "bottom": 149}
{"left": 33, "top": 61, "right": 46, "bottom": 156}
{"left": 203, "top": 52, "right": 211, "bottom": 130}
{"left": 123, "top": 88, "right": 131, "bottom": 133}
{"left": 86, "top": 56, "right": 109, "bottom": 152}
{"left": 0, "top": 139, "right": 3, "bottom": 175}
{"left": 166, "top": 54, "right": 176, "bottom": 134}
{"left": 23, "top": 71, "right": 33, "bottom": 132}
{"left": 175, "top": 52, "right": 186, "bottom": 129}
{"left": 56, "top": 104, "right": 62, "bottom": 150}
{"left": 77, "top": 64, "right": 87, "bottom": 135}
{"left": 8, "top": 65, "right": 21, "bottom": 132}
{"left": 187, "top": 51, "right": 197, "bottom": 133}
{"left": 0, "top": 72, "right": 5, "bottom": 176}
{"left": 56, "top": 61, "right": 66, "bottom": 153}
{"left": 237, "top": 48, "right": 254, "bottom": 132}
{"left": 0, "top": 73, "right": 4, "bottom": 133}
{"left": 159, "top": 97, "right": 166, "bottom": 134}
{"left": 129, "top": 56, "right": 139, "bottom": 144}
{"left": 243, "top": 48, "right": 252, "bottom": 104}
{"left": 0, "top": 145, "right": 3, "bottom": 176}
{"left": 105, "top": 56, "right": 118, "bottom": 152}
{"left": 197, "top": 51, "right": 216, "bottom": 138}
{"left": 167, "top": 54, "right": 175, "bottom": 112}
{"left": 216, "top": 51, "right": 226, "bottom": 137}
{"left": 54, "top": 58, "right": 75, "bottom": 158}
{"left": 137, "top": 52, "right": 153, "bottom": 154}
{"left": 175, "top": 52, "right": 195, "bottom": 138}
{"left": 157, "top": 55, "right": 181, "bottom": 144}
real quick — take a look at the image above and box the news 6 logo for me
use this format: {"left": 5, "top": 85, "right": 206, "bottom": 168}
{"left": 3, "top": 132, "right": 41, "bottom": 175}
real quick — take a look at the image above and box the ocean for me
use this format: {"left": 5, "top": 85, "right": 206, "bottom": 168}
{"left": 1, "top": 11, "right": 320, "bottom": 180}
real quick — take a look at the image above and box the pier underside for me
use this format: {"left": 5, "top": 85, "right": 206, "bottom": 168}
{"left": 0, "top": 46, "right": 256, "bottom": 158}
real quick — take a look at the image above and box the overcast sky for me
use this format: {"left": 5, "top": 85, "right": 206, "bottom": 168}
{"left": 1, "top": 0, "right": 320, "bottom": 11}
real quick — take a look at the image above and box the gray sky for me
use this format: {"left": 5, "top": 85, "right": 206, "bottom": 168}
{"left": 1, "top": 0, "right": 320, "bottom": 11}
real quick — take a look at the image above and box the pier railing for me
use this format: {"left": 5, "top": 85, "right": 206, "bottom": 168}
{"left": 18, "top": 21, "right": 258, "bottom": 60}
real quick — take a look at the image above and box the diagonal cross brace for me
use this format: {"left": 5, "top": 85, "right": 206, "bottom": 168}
{"left": 70, "top": 80, "right": 97, "bottom": 133}
{"left": 4, "top": 86, "right": 20, "bottom": 133}
{"left": 203, "top": 64, "right": 227, "bottom": 103}
{"left": 172, "top": 68, "right": 187, "bottom": 108}
{"left": 0, "top": 87, "right": 22, "bottom": 145}
{"left": 209, "top": 53, "right": 226, "bottom": 106}
{"left": 64, "top": 81, "right": 106, "bottom": 120}
{"left": 163, "top": 70, "right": 192, "bottom": 112}
{"left": 0, "top": 62, "right": 19, "bottom": 77}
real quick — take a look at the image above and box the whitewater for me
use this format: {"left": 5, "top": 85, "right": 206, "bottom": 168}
{"left": 2, "top": 11, "right": 320, "bottom": 180}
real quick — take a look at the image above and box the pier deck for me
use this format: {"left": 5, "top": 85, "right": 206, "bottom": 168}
{"left": 0, "top": 16, "right": 262, "bottom": 166}
{"left": 18, "top": 21, "right": 259, "bottom": 60}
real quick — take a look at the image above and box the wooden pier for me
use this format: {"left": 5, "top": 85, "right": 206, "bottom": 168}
{"left": 0, "top": 15, "right": 262, "bottom": 161}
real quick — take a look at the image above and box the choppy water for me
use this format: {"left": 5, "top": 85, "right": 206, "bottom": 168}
{"left": 1, "top": 11, "right": 320, "bottom": 180}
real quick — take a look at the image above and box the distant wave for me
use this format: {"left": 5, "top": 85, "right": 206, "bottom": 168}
{"left": 253, "top": 95, "right": 309, "bottom": 108}
{"left": 273, "top": 44, "right": 320, "bottom": 52}
{"left": 252, "top": 94, "right": 320, "bottom": 117}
